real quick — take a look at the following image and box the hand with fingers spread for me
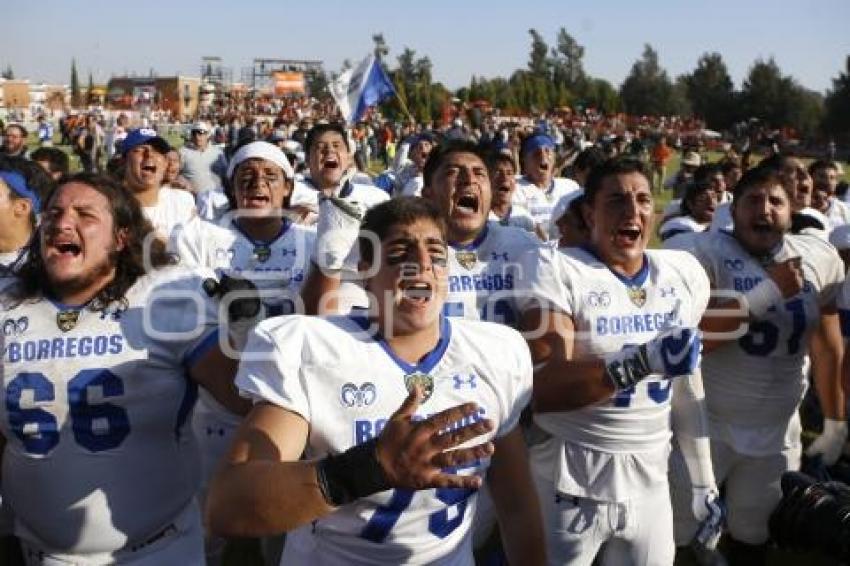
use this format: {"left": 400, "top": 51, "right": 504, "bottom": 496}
{"left": 315, "top": 385, "right": 495, "bottom": 507}
{"left": 376, "top": 385, "right": 495, "bottom": 491}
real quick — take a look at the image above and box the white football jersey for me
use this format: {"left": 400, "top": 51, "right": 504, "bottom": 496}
{"left": 0, "top": 267, "right": 219, "bottom": 558}
{"left": 529, "top": 247, "right": 710, "bottom": 500}
{"left": 824, "top": 198, "right": 850, "bottom": 228}
{"left": 174, "top": 216, "right": 315, "bottom": 317}
{"left": 143, "top": 186, "right": 197, "bottom": 239}
{"left": 512, "top": 176, "right": 580, "bottom": 238}
{"left": 669, "top": 231, "right": 843, "bottom": 454}
{"left": 487, "top": 205, "right": 536, "bottom": 235}
{"left": 658, "top": 215, "right": 706, "bottom": 242}
{"left": 236, "top": 315, "right": 532, "bottom": 566}
{"left": 444, "top": 222, "right": 546, "bottom": 328}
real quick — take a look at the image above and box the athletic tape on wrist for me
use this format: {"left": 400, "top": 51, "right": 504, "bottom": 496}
{"left": 604, "top": 344, "right": 651, "bottom": 391}
{"left": 316, "top": 437, "right": 391, "bottom": 507}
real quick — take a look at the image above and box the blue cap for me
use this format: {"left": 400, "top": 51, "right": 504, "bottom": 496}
{"left": 121, "top": 128, "right": 171, "bottom": 156}
{"left": 0, "top": 170, "right": 41, "bottom": 214}
{"left": 521, "top": 132, "right": 556, "bottom": 155}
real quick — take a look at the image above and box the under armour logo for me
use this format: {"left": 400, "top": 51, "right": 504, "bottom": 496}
{"left": 660, "top": 287, "right": 676, "bottom": 298}
{"left": 491, "top": 252, "right": 509, "bottom": 261}
{"left": 280, "top": 248, "right": 297, "bottom": 257}
{"left": 452, "top": 373, "right": 477, "bottom": 389}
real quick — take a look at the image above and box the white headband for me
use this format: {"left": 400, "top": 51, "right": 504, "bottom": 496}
{"left": 227, "top": 141, "right": 295, "bottom": 180}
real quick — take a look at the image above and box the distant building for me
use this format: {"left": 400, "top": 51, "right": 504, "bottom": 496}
{"left": 106, "top": 76, "right": 200, "bottom": 121}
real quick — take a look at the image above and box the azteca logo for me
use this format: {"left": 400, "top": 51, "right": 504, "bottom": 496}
{"left": 340, "top": 382, "right": 377, "bottom": 408}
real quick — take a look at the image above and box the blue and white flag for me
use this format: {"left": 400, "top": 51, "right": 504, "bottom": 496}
{"left": 330, "top": 54, "right": 396, "bottom": 124}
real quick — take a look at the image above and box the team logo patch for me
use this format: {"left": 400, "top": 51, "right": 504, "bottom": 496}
{"left": 455, "top": 251, "right": 477, "bottom": 270}
{"left": 253, "top": 245, "right": 271, "bottom": 263}
{"left": 628, "top": 287, "right": 647, "bottom": 307}
{"left": 404, "top": 372, "right": 434, "bottom": 402}
{"left": 341, "top": 382, "right": 377, "bottom": 407}
{"left": 56, "top": 310, "right": 80, "bottom": 332}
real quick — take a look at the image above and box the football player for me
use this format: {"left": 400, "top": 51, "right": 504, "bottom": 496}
{"left": 667, "top": 165, "right": 846, "bottom": 565}
{"left": 0, "top": 173, "right": 248, "bottom": 564}
{"left": 296, "top": 123, "right": 389, "bottom": 314}
{"left": 173, "top": 141, "right": 316, "bottom": 544}
{"left": 522, "top": 158, "right": 717, "bottom": 565}
{"left": 121, "top": 128, "right": 197, "bottom": 239}
{"left": 421, "top": 140, "right": 548, "bottom": 329}
{"left": 512, "top": 131, "right": 580, "bottom": 239}
{"left": 206, "top": 197, "right": 545, "bottom": 565}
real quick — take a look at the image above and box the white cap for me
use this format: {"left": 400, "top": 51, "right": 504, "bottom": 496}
{"left": 226, "top": 141, "right": 295, "bottom": 180}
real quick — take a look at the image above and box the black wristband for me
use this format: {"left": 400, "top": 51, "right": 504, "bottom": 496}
{"left": 605, "top": 344, "right": 651, "bottom": 390}
{"left": 316, "top": 437, "right": 391, "bottom": 507}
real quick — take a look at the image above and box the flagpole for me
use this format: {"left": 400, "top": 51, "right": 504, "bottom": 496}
{"left": 375, "top": 55, "right": 415, "bottom": 125}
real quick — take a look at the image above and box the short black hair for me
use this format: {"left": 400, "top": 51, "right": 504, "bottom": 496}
{"left": 733, "top": 165, "right": 788, "bottom": 201}
{"left": 305, "top": 122, "right": 350, "bottom": 156}
{"left": 30, "top": 147, "right": 70, "bottom": 177}
{"left": 808, "top": 159, "right": 839, "bottom": 177}
{"left": 693, "top": 163, "right": 723, "bottom": 186}
{"left": 5, "top": 123, "right": 27, "bottom": 137}
{"left": 573, "top": 147, "right": 606, "bottom": 174}
{"left": 584, "top": 157, "right": 650, "bottom": 204}
{"left": 422, "top": 139, "right": 487, "bottom": 188}
{"left": 359, "top": 197, "right": 447, "bottom": 266}
{"left": 486, "top": 150, "right": 516, "bottom": 173}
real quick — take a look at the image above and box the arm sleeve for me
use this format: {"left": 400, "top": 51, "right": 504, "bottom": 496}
{"left": 235, "top": 319, "right": 311, "bottom": 422}
{"left": 671, "top": 369, "right": 716, "bottom": 488}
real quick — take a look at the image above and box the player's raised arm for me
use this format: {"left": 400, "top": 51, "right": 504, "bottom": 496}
{"left": 206, "top": 384, "right": 494, "bottom": 537}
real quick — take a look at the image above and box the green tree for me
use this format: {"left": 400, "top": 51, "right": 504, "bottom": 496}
{"left": 824, "top": 56, "right": 850, "bottom": 141}
{"left": 527, "top": 29, "right": 551, "bottom": 79}
{"left": 305, "top": 68, "right": 330, "bottom": 100}
{"left": 372, "top": 33, "right": 389, "bottom": 61}
{"left": 551, "top": 27, "right": 585, "bottom": 89}
{"left": 1, "top": 65, "right": 13, "bottom": 80}
{"left": 620, "top": 44, "right": 678, "bottom": 116}
{"left": 584, "top": 78, "right": 621, "bottom": 114}
{"left": 740, "top": 58, "right": 794, "bottom": 127}
{"left": 70, "top": 58, "right": 81, "bottom": 108}
{"left": 682, "top": 52, "right": 735, "bottom": 129}
{"left": 87, "top": 72, "right": 94, "bottom": 105}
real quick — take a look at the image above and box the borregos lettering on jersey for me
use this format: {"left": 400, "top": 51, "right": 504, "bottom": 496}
{"left": 354, "top": 406, "right": 488, "bottom": 445}
{"left": 6, "top": 334, "right": 124, "bottom": 363}
{"left": 596, "top": 313, "right": 681, "bottom": 336}
{"left": 448, "top": 274, "right": 514, "bottom": 293}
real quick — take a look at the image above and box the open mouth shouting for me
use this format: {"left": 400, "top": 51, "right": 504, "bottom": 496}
{"left": 241, "top": 192, "right": 271, "bottom": 208}
{"left": 454, "top": 191, "right": 480, "bottom": 217}
{"left": 400, "top": 280, "right": 434, "bottom": 307}
{"left": 45, "top": 237, "right": 83, "bottom": 265}
{"left": 614, "top": 224, "right": 642, "bottom": 247}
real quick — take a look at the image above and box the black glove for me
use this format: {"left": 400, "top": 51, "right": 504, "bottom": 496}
{"left": 203, "top": 274, "right": 261, "bottom": 322}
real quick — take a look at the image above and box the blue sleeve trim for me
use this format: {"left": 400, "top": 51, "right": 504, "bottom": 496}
{"left": 183, "top": 328, "right": 221, "bottom": 369}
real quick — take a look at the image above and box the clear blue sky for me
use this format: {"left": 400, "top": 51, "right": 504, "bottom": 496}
{"left": 4, "top": 0, "right": 848, "bottom": 93}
